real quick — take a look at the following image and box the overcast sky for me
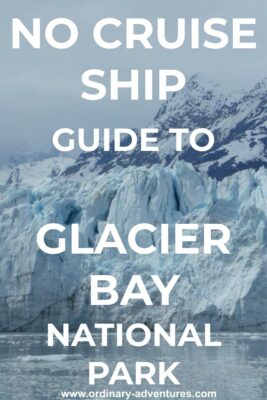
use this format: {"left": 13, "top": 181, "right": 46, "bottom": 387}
{"left": 0, "top": 0, "right": 266, "bottom": 163}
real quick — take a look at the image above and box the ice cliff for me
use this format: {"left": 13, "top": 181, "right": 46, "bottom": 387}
{"left": 0, "top": 158, "right": 266, "bottom": 332}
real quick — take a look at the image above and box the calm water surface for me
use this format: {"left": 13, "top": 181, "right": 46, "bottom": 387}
{"left": 0, "top": 333, "right": 266, "bottom": 400}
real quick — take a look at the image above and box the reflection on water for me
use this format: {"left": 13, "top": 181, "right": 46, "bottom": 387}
{"left": 0, "top": 333, "right": 266, "bottom": 400}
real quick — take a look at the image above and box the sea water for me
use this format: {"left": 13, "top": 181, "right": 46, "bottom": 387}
{"left": 0, "top": 333, "right": 266, "bottom": 400}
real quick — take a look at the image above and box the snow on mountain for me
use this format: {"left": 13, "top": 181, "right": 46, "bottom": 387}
{"left": 63, "top": 75, "right": 267, "bottom": 180}
{"left": 0, "top": 157, "right": 74, "bottom": 190}
{"left": 0, "top": 157, "right": 266, "bottom": 332}
{"left": 185, "top": 77, "right": 267, "bottom": 178}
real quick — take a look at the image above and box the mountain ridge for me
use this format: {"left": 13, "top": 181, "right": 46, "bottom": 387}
{"left": 62, "top": 75, "right": 267, "bottom": 180}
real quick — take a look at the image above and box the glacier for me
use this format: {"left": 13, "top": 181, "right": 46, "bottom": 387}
{"left": 0, "top": 156, "right": 266, "bottom": 332}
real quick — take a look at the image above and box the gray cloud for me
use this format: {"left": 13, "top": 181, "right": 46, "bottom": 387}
{"left": 0, "top": 0, "right": 266, "bottom": 162}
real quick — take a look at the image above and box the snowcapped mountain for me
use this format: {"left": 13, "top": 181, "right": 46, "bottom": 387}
{"left": 0, "top": 157, "right": 74, "bottom": 190}
{"left": 63, "top": 75, "right": 267, "bottom": 180}
{"left": 182, "top": 77, "right": 267, "bottom": 179}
